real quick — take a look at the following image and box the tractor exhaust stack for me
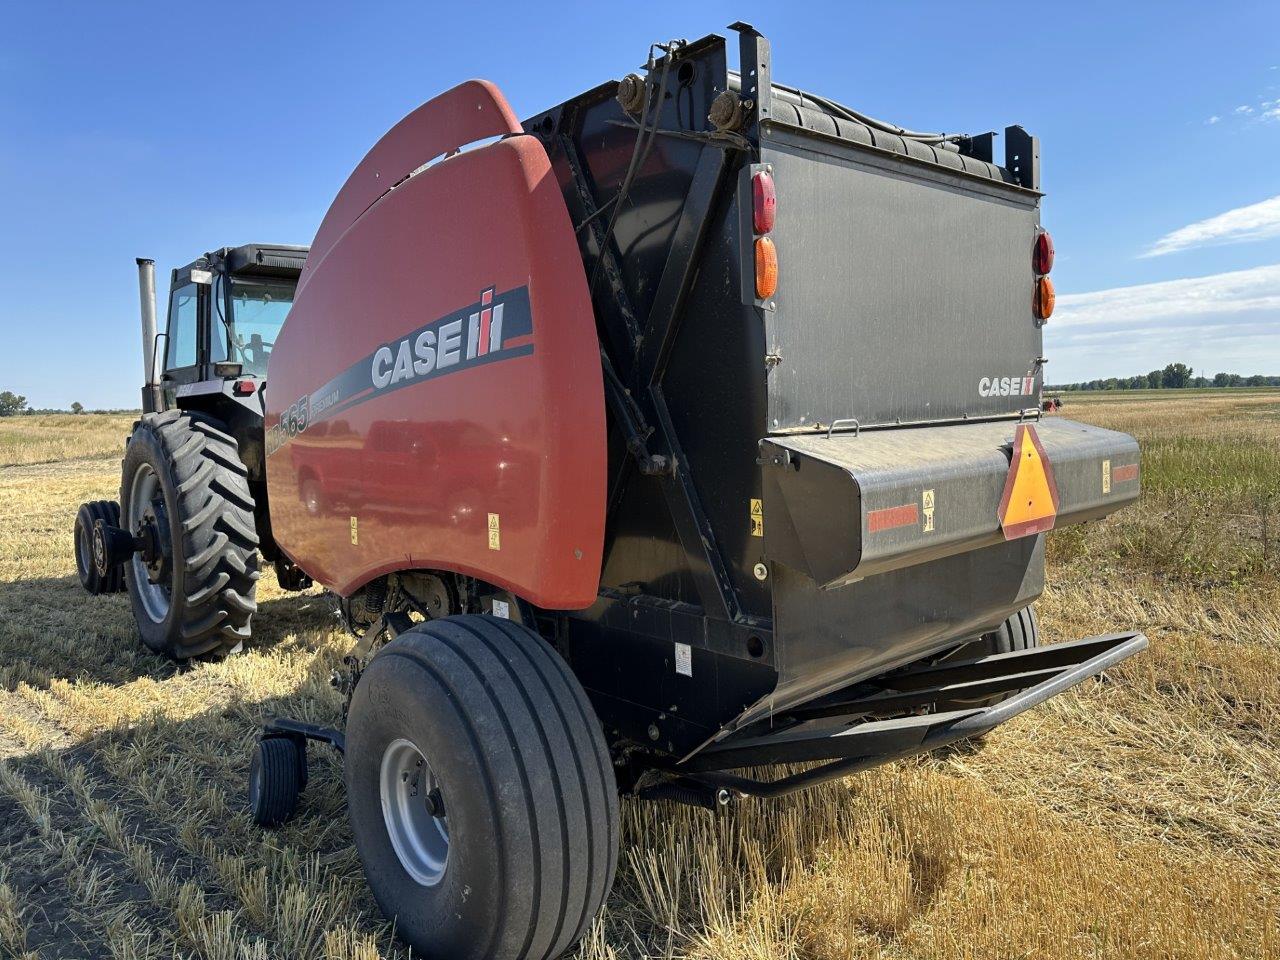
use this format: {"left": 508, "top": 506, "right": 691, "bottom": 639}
{"left": 136, "top": 257, "right": 160, "bottom": 410}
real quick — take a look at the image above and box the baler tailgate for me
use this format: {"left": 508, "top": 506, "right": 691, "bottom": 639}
{"left": 678, "top": 631, "right": 1149, "bottom": 795}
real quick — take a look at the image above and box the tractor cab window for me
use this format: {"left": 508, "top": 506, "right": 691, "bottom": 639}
{"left": 227, "top": 278, "right": 295, "bottom": 377}
{"left": 165, "top": 283, "right": 199, "bottom": 371}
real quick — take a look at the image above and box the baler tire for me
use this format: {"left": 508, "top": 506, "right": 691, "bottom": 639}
{"left": 249, "top": 736, "right": 303, "bottom": 827}
{"left": 74, "top": 500, "right": 125, "bottom": 594}
{"left": 121, "top": 411, "right": 260, "bottom": 660}
{"left": 344, "top": 614, "right": 619, "bottom": 960}
{"left": 994, "top": 605, "right": 1040, "bottom": 657}
{"left": 936, "top": 605, "right": 1040, "bottom": 712}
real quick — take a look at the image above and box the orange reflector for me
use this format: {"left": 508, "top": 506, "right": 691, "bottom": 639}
{"left": 1035, "top": 276, "right": 1055, "bottom": 320}
{"left": 755, "top": 236, "right": 778, "bottom": 299}
{"left": 998, "top": 424, "right": 1060, "bottom": 540}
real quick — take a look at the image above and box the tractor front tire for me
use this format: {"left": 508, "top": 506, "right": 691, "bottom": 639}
{"left": 74, "top": 499, "right": 125, "bottom": 594}
{"left": 344, "top": 615, "right": 619, "bottom": 960}
{"left": 121, "top": 411, "right": 260, "bottom": 659}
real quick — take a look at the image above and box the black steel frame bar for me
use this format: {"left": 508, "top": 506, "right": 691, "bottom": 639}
{"left": 675, "top": 631, "right": 1147, "bottom": 794}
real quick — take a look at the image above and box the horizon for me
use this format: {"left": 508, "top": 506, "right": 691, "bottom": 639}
{"left": 2, "top": 1, "right": 1278, "bottom": 407}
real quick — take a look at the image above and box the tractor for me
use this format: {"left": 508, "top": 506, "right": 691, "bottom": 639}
{"left": 74, "top": 244, "right": 311, "bottom": 657}
{"left": 74, "top": 24, "right": 1147, "bottom": 960}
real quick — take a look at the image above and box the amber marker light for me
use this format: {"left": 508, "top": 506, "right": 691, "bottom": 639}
{"left": 755, "top": 236, "right": 778, "bottom": 299}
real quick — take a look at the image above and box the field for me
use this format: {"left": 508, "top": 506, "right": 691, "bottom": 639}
{"left": 0, "top": 392, "right": 1277, "bottom": 959}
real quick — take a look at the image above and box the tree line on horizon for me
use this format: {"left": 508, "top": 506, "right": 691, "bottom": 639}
{"left": 1048, "top": 363, "right": 1280, "bottom": 392}
{"left": 0, "top": 391, "right": 139, "bottom": 417}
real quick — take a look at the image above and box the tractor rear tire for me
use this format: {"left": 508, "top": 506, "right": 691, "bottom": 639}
{"left": 344, "top": 615, "right": 619, "bottom": 960}
{"left": 74, "top": 499, "right": 125, "bottom": 594}
{"left": 121, "top": 411, "right": 260, "bottom": 660}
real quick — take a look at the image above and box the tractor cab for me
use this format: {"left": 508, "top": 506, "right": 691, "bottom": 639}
{"left": 150, "top": 243, "right": 308, "bottom": 415}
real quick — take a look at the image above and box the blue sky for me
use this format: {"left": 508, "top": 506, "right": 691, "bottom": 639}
{"left": 2, "top": 1, "right": 1278, "bottom": 408}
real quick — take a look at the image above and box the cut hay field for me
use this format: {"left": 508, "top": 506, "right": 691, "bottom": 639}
{"left": 0, "top": 395, "right": 1277, "bottom": 960}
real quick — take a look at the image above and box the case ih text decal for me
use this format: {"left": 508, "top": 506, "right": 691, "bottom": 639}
{"left": 978, "top": 375, "right": 1037, "bottom": 398}
{"left": 267, "top": 285, "right": 534, "bottom": 457}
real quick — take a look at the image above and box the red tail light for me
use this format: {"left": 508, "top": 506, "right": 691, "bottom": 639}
{"left": 752, "top": 171, "right": 776, "bottom": 234}
{"left": 1033, "top": 230, "right": 1054, "bottom": 275}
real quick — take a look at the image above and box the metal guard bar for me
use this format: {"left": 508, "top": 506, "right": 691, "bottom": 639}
{"left": 677, "top": 631, "right": 1148, "bottom": 799}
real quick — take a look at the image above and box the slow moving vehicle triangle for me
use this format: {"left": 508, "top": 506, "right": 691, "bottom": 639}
{"left": 999, "top": 423, "right": 1061, "bottom": 539}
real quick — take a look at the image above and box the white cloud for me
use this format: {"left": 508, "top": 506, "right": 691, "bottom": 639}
{"left": 1047, "top": 265, "right": 1280, "bottom": 381}
{"left": 1206, "top": 114, "right": 1221, "bottom": 124}
{"left": 1141, "top": 195, "right": 1280, "bottom": 258}
{"left": 1055, "top": 264, "right": 1280, "bottom": 328}
{"left": 1235, "top": 104, "right": 1254, "bottom": 115}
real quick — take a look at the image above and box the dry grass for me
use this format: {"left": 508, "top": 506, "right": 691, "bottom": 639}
{"left": 0, "top": 414, "right": 136, "bottom": 468}
{"left": 0, "top": 393, "right": 1277, "bottom": 958}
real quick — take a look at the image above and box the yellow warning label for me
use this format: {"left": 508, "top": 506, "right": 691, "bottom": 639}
{"left": 1102, "top": 459, "right": 1112, "bottom": 494}
{"left": 349, "top": 516, "right": 358, "bottom": 545}
{"left": 749, "top": 498, "right": 764, "bottom": 537}
{"left": 922, "top": 489, "right": 936, "bottom": 532}
{"left": 487, "top": 512, "right": 501, "bottom": 551}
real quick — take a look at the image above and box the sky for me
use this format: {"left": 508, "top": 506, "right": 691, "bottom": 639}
{"left": 1, "top": 1, "right": 1278, "bottom": 408}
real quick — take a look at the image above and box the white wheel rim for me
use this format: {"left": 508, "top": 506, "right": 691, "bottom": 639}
{"left": 128, "top": 463, "right": 170, "bottom": 623}
{"left": 379, "top": 738, "right": 449, "bottom": 886}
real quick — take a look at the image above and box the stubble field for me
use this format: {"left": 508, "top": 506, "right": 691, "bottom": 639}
{"left": 0, "top": 391, "right": 1277, "bottom": 959}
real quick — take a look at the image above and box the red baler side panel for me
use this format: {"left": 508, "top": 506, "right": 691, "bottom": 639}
{"left": 266, "top": 127, "right": 606, "bottom": 609}
{"left": 301, "top": 79, "right": 522, "bottom": 293}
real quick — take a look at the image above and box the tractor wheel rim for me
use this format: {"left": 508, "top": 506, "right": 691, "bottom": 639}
{"left": 128, "top": 463, "right": 171, "bottom": 623}
{"left": 379, "top": 738, "right": 449, "bottom": 887}
{"left": 76, "top": 519, "right": 91, "bottom": 579}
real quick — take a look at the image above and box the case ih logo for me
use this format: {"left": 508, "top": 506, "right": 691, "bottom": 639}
{"left": 979, "top": 375, "right": 1036, "bottom": 398}
{"left": 371, "top": 286, "right": 514, "bottom": 389}
{"left": 266, "top": 285, "right": 533, "bottom": 458}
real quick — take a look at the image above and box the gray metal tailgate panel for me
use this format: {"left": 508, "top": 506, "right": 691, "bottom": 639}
{"left": 761, "top": 417, "right": 1140, "bottom": 585}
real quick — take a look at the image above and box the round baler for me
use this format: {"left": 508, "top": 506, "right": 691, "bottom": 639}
{"left": 74, "top": 25, "right": 1148, "bottom": 959}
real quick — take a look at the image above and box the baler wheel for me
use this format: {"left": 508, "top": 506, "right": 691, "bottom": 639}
{"left": 935, "top": 605, "right": 1040, "bottom": 711}
{"left": 74, "top": 499, "right": 126, "bottom": 594}
{"left": 344, "top": 614, "right": 619, "bottom": 960}
{"left": 120, "top": 411, "right": 260, "bottom": 660}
